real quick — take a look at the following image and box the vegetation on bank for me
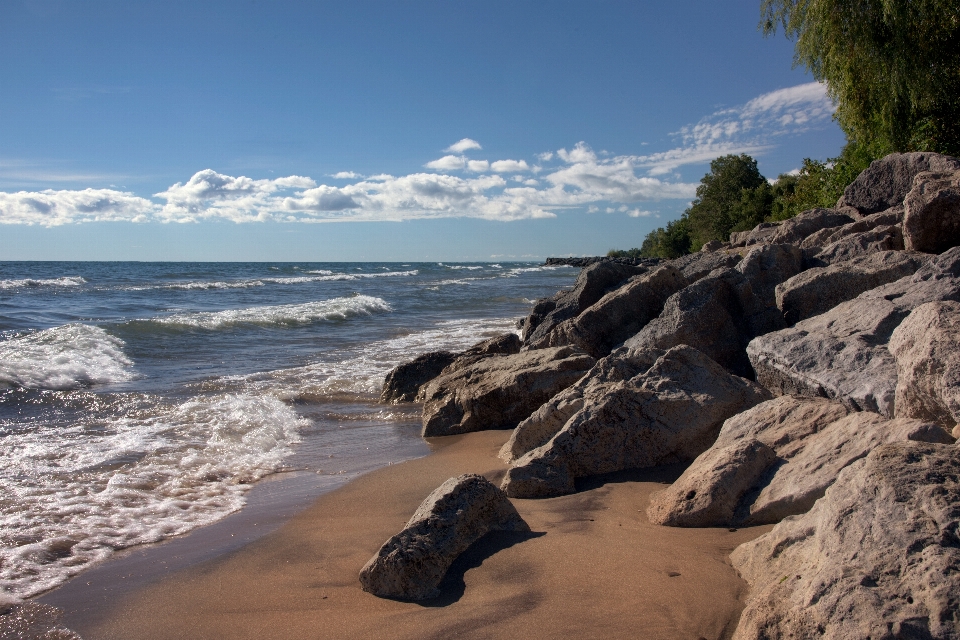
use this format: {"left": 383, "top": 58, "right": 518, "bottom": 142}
{"left": 609, "top": 0, "right": 959, "bottom": 260}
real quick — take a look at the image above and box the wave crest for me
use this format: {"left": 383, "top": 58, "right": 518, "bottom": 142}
{"left": 152, "top": 295, "right": 392, "bottom": 330}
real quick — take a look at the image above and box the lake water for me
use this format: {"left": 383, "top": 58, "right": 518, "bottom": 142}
{"left": 0, "top": 261, "right": 578, "bottom": 599}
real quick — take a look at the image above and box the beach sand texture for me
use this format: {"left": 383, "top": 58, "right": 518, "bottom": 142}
{"left": 64, "top": 430, "right": 771, "bottom": 640}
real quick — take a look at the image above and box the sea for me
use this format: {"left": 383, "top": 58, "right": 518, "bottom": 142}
{"left": 0, "top": 261, "right": 578, "bottom": 600}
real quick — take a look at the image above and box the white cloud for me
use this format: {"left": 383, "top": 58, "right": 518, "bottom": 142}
{"left": 627, "top": 208, "right": 653, "bottom": 218}
{"left": 0, "top": 188, "right": 156, "bottom": 226}
{"left": 424, "top": 155, "right": 466, "bottom": 171}
{"left": 467, "top": 160, "right": 490, "bottom": 172}
{"left": 446, "top": 138, "right": 482, "bottom": 153}
{"left": 490, "top": 159, "right": 530, "bottom": 173}
{"left": 331, "top": 171, "right": 360, "bottom": 179}
{"left": 537, "top": 152, "right": 554, "bottom": 162}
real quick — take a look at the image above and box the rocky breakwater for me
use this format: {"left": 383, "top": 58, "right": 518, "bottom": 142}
{"left": 371, "top": 152, "right": 960, "bottom": 638}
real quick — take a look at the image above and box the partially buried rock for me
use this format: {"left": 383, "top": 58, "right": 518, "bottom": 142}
{"left": 748, "top": 246, "right": 960, "bottom": 416}
{"left": 501, "top": 345, "right": 771, "bottom": 499}
{"left": 420, "top": 346, "right": 595, "bottom": 437}
{"left": 903, "top": 169, "right": 960, "bottom": 254}
{"left": 730, "top": 441, "right": 960, "bottom": 640}
{"left": 890, "top": 300, "right": 960, "bottom": 430}
{"left": 647, "top": 396, "right": 952, "bottom": 528}
{"left": 359, "top": 474, "right": 529, "bottom": 601}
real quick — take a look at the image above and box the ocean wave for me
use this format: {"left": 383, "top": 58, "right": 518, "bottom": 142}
{"left": 0, "top": 276, "right": 86, "bottom": 290}
{"left": 503, "top": 265, "right": 572, "bottom": 277}
{"left": 0, "top": 391, "right": 304, "bottom": 597}
{"left": 0, "top": 325, "right": 135, "bottom": 390}
{"left": 151, "top": 295, "right": 392, "bottom": 330}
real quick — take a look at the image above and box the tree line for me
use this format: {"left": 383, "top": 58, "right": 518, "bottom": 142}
{"left": 611, "top": 0, "right": 958, "bottom": 260}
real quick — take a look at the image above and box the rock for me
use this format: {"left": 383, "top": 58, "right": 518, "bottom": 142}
{"left": 800, "top": 207, "right": 904, "bottom": 251}
{"left": 890, "top": 300, "right": 960, "bottom": 428}
{"left": 730, "top": 441, "right": 960, "bottom": 640}
{"left": 420, "top": 346, "right": 595, "bottom": 437}
{"left": 903, "top": 169, "right": 960, "bottom": 253}
{"left": 500, "top": 345, "right": 771, "bottom": 498}
{"left": 836, "top": 151, "right": 960, "bottom": 215}
{"left": 747, "top": 247, "right": 960, "bottom": 416}
{"left": 807, "top": 224, "right": 905, "bottom": 267}
{"left": 528, "top": 265, "right": 687, "bottom": 357}
{"left": 669, "top": 249, "right": 742, "bottom": 283}
{"left": 359, "top": 474, "right": 529, "bottom": 600}
{"left": 700, "top": 240, "right": 724, "bottom": 252}
{"left": 380, "top": 334, "right": 522, "bottom": 404}
{"left": 626, "top": 244, "right": 803, "bottom": 377}
{"left": 775, "top": 251, "right": 930, "bottom": 325}
{"left": 729, "top": 209, "right": 853, "bottom": 248}
{"left": 380, "top": 351, "right": 458, "bottom": 403}
{"left": 521, "top": 261, "right": 647, "bottom": 345}
{"left": 544, "top": 256, "right": 661, "bottom": 268}
{"left": 499, "top": 347, "right": 663, "bottom": 464}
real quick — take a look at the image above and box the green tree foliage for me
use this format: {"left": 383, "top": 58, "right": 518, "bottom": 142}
{"left": 606, "top": 247, "right": 643, "bottom": 259}
{"left": 638, "top": 217, "right": 693, "bottom": 259}
{"left": 686, "top": 154, "right": 769, "bottom": 248}
{"left": 761, "top": 0, "right": 960, "bottom": 155}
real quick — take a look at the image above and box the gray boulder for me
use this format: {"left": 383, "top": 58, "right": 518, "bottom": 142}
{"left": 521, "top": 261, "right": 646, "bottom": 345}
{"left": 903, "top": 169, "right": 960, "bottom": 253}
{"left": 730, "top": 441, "right": 960, "bottom": 640}
{"left": 775, "top": 250, "right": 930, "bottom": 325}
{"left": 499, "top": 347, "right": 663, "bottom": 464}
{"left": 669, "top": 249, "right": 742, "bottom": 283}
{"left": 807, "top": 224, "right": 905, "bottom": 267}
{"left": 890, "top": 300, "right": 960, "bottom": 428}
{"left": 420, "top": 346, "right": 595, "bottom": 437}
{"left": 800, "top": 207, "right": 903, "bottom": 251}
{"left": 359, "top": 474, "right": 529, "bottom": 600}
{"left": 836, "top": 151, "right": 960, "bottom": 215}
{"left": 729, "top": 209, "right": 853, "bottom": 248}
{"left": 626, "top": 244, "right": 803, "bottom": 377}
{"left": 527, "top": 265, "right": 687, "bottom": 357}
{"left": 501, "top": 345, "right": 771, "bottom": 498}
{"left": 747, "top": 246, "right": 960, "bottom": 416}
{"left": 380, "top": 351, "right": 457, "bottom": 403}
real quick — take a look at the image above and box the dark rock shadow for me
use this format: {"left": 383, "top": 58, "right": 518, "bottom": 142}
{"left": 573, "top": 461, "right": 690, "bottom": 493}
{"left": 418, "top": 529, "right": 546, "bottom": 608}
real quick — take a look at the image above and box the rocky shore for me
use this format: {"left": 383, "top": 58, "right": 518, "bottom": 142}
{"left": 375, "top": 152, "right": 960, "bottom": 638}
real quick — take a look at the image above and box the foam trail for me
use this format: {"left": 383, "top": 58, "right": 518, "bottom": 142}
{"left": 0, "top": 277, "right": 86, "bottom": 290}
{"left": 0, "top": 325, "right": 134, "bottom": 390}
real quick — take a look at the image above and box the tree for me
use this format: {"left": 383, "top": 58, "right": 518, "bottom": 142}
{"left": 685, "top": 154, "right": 768, "bottom": 248}
{"left": 761, "top": 0, "right": 960, "bottom": 155}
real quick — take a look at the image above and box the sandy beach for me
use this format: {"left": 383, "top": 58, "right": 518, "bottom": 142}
{"left": 42, "top": 429, "right": 771, "bottom": 640}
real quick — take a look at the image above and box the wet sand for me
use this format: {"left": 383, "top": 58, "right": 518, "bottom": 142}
{"left": 45, "top": 430, "right": 770, "bottom": 640}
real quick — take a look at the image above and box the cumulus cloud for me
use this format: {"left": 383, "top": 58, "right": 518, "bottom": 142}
{"left": 0, "top": 188, "right": 155, "bottom": 226}
{"left": 446, "top": 138, "right": 482, "bottom": 153}
{"left": 0, "top": 83, "right": 835, "bottom": 225}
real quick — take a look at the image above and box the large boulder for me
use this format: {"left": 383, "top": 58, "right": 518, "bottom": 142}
{"left": 800, "top": 207, "right": 903, "bottom": 252}
{"left": 890, "top": 300, "right": 960, "bottom": 430}
{"left": 669, "top": 249, "right": 742, "bottom": 283}
{"left": 747, "top": 247, "right": 960, "bottom": 416}
{"left": 420, "top": 346, "right": 595, "bottom": 437}
{"left": 903, "top": 169, "right": 960, "bottom": 254}
{"left": 520, "top": 261, "right": 646, "bottom": 345}
{"left": 836, "top": 151, "right": 960, "bottom": 215}
{"left": 359, "top": 474, "right": 529, "bottom": 600}
{"left": 730, "top": 442, "right": 960, "bottom": 640}
{"left": 500, "top": 345, "right": 771, "bottom": 499}
{"left": 527, "top": 265, "right": 687, "bottom": 357}
{"left": 807, "top": 224, "right": 905, "bottom": 267}
{"left": 775, "top": 251, "right": 930, "bottom": 325}
{"left": 499, "top": 347, "right": 663, "bottom": 464}
{"left": 648, "top": 396, "right": 951, "bottom": 528}
{"left": 380, "top": 334, "right": 522, "bottom": 404}
{"left": 625, "top": 244, "right": 803, "bottom": 377}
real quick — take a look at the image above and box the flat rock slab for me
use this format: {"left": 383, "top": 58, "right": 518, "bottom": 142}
{"left": 747, "top": 246, "right": 960, "bottom": 416}
{"left": 420, "top": 346, "right": 595, "bottom": 437}
{"left": 730, "top": 441, "right": 960, "bottom": 640}
{"left": 359, "top": 474, "right": 529, "bottom": 601}
{"left": 501, "top": 345, "right": 771, "bottom": 498}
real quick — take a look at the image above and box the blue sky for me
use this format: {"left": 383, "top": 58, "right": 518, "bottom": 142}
{"left": 0, "top": 0, "right": 846, "bottom": 261}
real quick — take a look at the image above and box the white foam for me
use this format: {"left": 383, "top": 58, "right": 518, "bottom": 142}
{"left": 152, "top": 295, "right": 392, "bottom": 330}
{"left": 0, "top": 276, "right": 86, "bottom": 290}
{"left": 0, "top": 392, "right": 305, "bottom": 598}
{"left": 0, "top": 325, "right": 135, "bottom": 390}
{"left": 503, "top": 265, "right": 570, "bottom": 277}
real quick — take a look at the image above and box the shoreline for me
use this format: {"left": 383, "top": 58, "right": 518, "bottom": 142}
{"left": 42, "top": 429, "right": 772, "bottom": 640}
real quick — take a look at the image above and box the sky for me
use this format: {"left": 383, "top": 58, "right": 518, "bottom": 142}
{"left": 0, "top": 0, "right": 847, "bottom": 261}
